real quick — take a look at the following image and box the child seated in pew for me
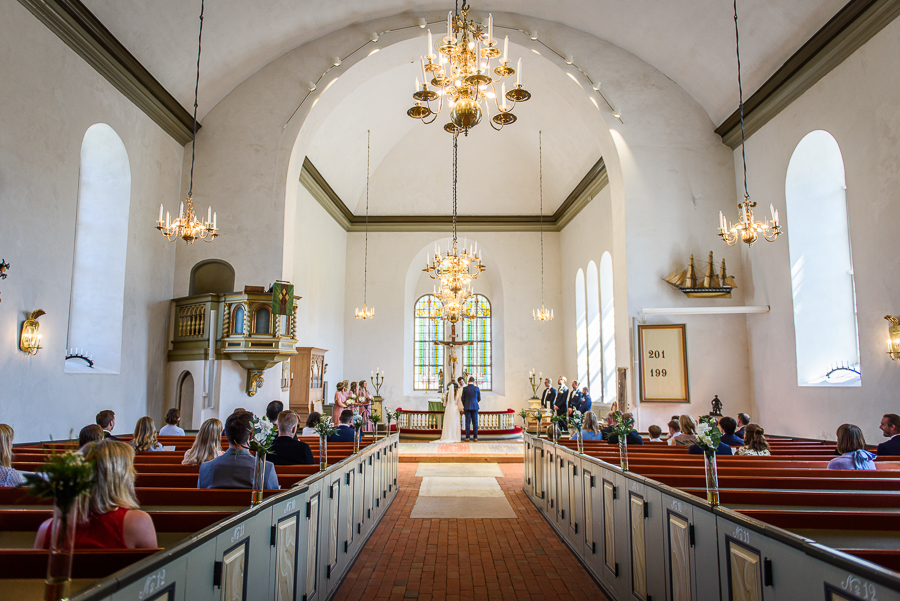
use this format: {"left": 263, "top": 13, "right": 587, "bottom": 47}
{"left": 183, "top": 418, "right": 224, "bottom": 465}
{"left": 159, "top": 408, "right": 185, "bottom": 436}
{"left": 828, "top": 424, "right": 876, "bottom": 470}
{"left": 131, "top": 417, "right": 164, "bottom": 454}
{"left": 718, "top": 417, "right": 744, "bottom": 446}
{"left": 668, "top": 415, "right": 698, "bottom": 447}
{"left": 735, "top": 424, "right": 771, "bottom": 456}
{"left": 647, "top": 425, "right": 663, "bottom": 442}
{"left": 78, "top": 424, "right": 104, "bottom": 450}
{"left": 0, "top": 424, "right": 24, "bottom": 487}
{"left": 301, "top": 412, "right": 321, "bottom": 437}
{"left": 198, "top": 412, "right": 279, "bottom": 489}
{"left": 665, "top": 419, "right": 680, "bottom": 443}
{"left": 578, "top": 411, "right": 603, "bottom": 441}
{"left": 34, "top": 440, "right": 158, "bottom": 549}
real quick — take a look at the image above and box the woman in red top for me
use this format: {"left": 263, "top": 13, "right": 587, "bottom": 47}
{"left": 34, "top": 439, "right": 157, "bottom": 549}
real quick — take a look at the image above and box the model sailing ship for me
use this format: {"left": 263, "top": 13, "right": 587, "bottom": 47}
{"left": 663, "top": 251, "right": 736, "bottom": 298}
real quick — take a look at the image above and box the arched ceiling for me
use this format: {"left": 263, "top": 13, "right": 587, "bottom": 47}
{"left": 82, "top": 0, "right": 847, "bottom": 126}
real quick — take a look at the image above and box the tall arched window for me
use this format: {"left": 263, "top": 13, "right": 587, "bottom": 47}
{"left": 461, "top": 294, "right": 492, "bottom": 390}
{"left": 575, "top": 269, "right": 588, "bottom": 384}
{"left": 413, "top": 295, "right": 444, "bottom": 390}
{"left": 600, "top": 252, "right": 616, "bottom": 403}
{"left": 586, "top": 261, "right": 601, "bottom": 395}
{"left": 786, "top": 130, "right": 860, "bottom": 385}
{"left": 66, "top": 124, "right": 131, "bottom": 374}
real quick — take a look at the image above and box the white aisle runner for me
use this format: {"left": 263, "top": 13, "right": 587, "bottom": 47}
{"left": 409, "top": 463, "right": 518, "bottom": 518}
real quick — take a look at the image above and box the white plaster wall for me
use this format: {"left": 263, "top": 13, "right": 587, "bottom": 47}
{"left": 735, "top": 17, "right": 900, "bottom": 443}
{"left": 0, "top": 3, "right": 183, "bottom": 441}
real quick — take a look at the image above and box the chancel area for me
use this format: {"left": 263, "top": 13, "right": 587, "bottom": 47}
{"left": 2, "top": 0, "right": 900, "bottom": 599}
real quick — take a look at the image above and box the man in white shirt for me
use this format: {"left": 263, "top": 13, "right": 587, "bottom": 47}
{"left": 159, "top": 408, "right": 185, "bottom": 436}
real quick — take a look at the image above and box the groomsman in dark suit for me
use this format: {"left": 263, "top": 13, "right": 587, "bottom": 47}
{"left": 555, "top": 377, "right": 569, "bottom": 432}
{"left": 540, "top": 378, "right": 556, "bottom": 410}
{"left": 579, "top": 386, "right": 592, "bottom": 414}
{"left": 568, "top": 380, "right": 582, "bottom": 417}
{"left": 462, "top": 376, "right": 482, "bottom": 442}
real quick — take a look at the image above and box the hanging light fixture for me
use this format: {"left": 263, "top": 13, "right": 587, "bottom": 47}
{"left": 156, "top": 0, "right": 218, "bottom": 244}
{"left": 356, "top": 131, "right": 375, "bottom": 320}
{"left": 533, "top": 131, "right": 553, "bottom": 321}
{"left": 424, "top": 133, "right": 486, "bottom": 323}
{"left": 407, "top": 0, "right": 531, "bottom": 134}
{"left": 718, "top": 0, "right": 781, "bottom": 248}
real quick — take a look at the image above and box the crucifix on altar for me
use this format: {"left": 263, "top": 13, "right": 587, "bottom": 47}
{"left": 434, "top": 322, "right": 472, "bottom": 392}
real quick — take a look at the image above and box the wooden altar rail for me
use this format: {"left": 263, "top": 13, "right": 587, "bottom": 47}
{"left": 396, "top": 408, "right": 516, "bottom": 432}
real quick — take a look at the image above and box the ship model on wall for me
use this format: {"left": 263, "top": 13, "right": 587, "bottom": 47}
{"left": 663, "top": 251, "right": 736, "bottom": 298}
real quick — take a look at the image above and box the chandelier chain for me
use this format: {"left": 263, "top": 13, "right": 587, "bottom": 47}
{"left": 188, "top": 0, "right": 204, "bottom": 198}
{"left": 539, "top": 130, "right": 544, "bottom": 308}
{"left": 452, "top": 132, "right": 458, "bottom": 243}
{"left": 365, "top": 130, "right": 370, "bottom": 306}
{"left": 734, "top": 0, "right": 748, "bottom": 201}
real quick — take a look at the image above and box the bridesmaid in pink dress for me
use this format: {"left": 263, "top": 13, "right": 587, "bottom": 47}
{"left": 357, "top": 380, "right": 373, "bottom": 431}
{"left": 332, "top": 381, "right": 348, "bottom": 424}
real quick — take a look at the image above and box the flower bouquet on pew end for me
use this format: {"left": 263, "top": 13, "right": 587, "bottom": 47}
{"left": 549, "top": 414, "right": 566, "bottom": 444}
{"left": 608, "top": 411, "right": 634, "bottom": 471}
{"left": 313, "top": 416, "right": 339, "bottom": 471}
{"left": 247, "top": 415, "right": 278, "bottom": 506}
{"left": 568, "top": 409, "right": 585, "bottom": 454}
{"left": 517, "top": 408, "right": 530, "bottom": 434}
{"left": 533, "top": 409, "right": 544, "bottom": 437}
{"left": 695, "top": 416, "right": 723, "bottom": 505}
{"left": 370, "top": 412, "right": 382, "bottom": 441}
{"left": 351, "top": 414, "right": 364, "bottom": 453}
{"left": 385, "top": 409, "right": 398, "bottom": 434}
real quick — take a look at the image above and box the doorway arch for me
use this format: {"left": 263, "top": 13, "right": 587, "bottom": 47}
{"left": 176, "top": 371, "right": 195, "bottom": 429}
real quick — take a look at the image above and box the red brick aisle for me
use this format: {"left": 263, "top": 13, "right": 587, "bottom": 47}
{"left": 333, "top": 463, "right": 609, "bottom": 601}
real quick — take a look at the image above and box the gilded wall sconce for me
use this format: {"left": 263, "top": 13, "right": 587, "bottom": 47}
{"left": 20, "top": 309, "right": 45, "bottom": 355}
{"left": 886, "top": 316, "right": 900, "bottom": 361}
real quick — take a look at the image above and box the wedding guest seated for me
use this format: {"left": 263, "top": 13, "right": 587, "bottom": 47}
{"left": 833, "top": 423, "right": 850, "bottom": 456}
{"left": 647, "top": 425, "right": 663, "bottom": 442}
{"left": 0, "top": 424, "right": 24, "bottom": 487}
{"left": 736, "top": 412, "right": 751, "bottom": 438}
{"left": 159, "top": 408, "right": 185, "bottom": 436}
{"left": 269, "top": 411, "right": 314, "bottom": 466}
{"left": 718, "top": 417, "right": 744, "bottom": 446}
{"left": 828, "top": 424, "right": 876, "bottom": 470}
{"left": 131, "top": 417, "right": 164, "bottom": 454}
{"left": 877, "top": 413, "right": 900, "bottom": 456}
{"left": 605, "top": 413, "right": 644, "bottom": 445}
{"left": 327, "top": 410, "right": 356, "bottom": 443}
{"left": 668, "top": 415, "right": 698, "bottom": 447}
{"left": 198, "top": 412, "right": 279, "bottom": 489}
{"left": 96, "top": 410, "right": 120, "bottom": 441}
{"left": 34, "top": 440, "right": 158, "bottom": 549}
{"left": 665, "top": 419, "right": 681, "bottom": 442}
{"left": 183, "top": 418, "right": 224, "bottom": 465}
{"left": 600, "top": 414, "right": 615, "bottom": 439}
{"left": 688, "top": 440, "right": 733, "bottom": 455}
{"left": 302, "top": 412, "right": 322, "bottom": 437}
{"left": 735, "top": 424, "right": 771, "bottom": 456}
{"left": 78, "top": 424, "right": 104, "bottom": 450}
{"left": 579, "top": 411, "right": 603, "bottom": 441}
{"left": 266, "top": 400, "right": 284, "bottom": 424}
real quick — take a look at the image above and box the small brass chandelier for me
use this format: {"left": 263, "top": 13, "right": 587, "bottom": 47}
{"left": 533, "top": 131, "right": 553, "bottom": 321}
{"left": 424, "top": 133, "right": 486, "bottom": 323}
{"left": 407, "top": 1, "right": 531, "bottom": 134}
{"left": 156, "top": 0, "right": 218, "bottom": 244}
{"left": 356, "top": 131, "right": 375, "bottom": 320}
{"left": 718, "top": 0, "right": 781, "bottom": 248}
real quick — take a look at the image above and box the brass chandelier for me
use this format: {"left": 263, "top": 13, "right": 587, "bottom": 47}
{"left": 156, "top": 0, "right": 218, "bottom": 244}
{"left": 356, "top": 131, "right": 375, "bottom": 320}
{"left": 718, "top": 0, "right": 781, "bottom": 247}
{"left": 407, "top": 1, "right": 531, "bottom": 134}
{"left": 533, "top": 131, "right": 553, "bottom": 321}
{"left": 424, "top": 134, "right": 486, "bottom": 323}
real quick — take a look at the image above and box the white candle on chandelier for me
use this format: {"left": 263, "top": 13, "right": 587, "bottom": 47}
{"left": 165, "top": 211, "right": 170, "bottom": 228}
{"left": 447, "top": 11, "right": 452, "bottom": 39}
{"left": 420, "top": 57, "right": 428, "bottom": 85}
{"left": 213, "top": 212, "right": 216, "bottom": 228}
{"left": 415, "top": 76, "right": 420, "bottom": 93}
{"left": 488, "top": 14, "right": 493, "bottom": 44}
{"left": 179, "top": 202, "right": 184, "bottom": 219}
{"left": 503, "top": 36, "right": 509, "bottom": 64}
{"left": 207, "top": 206, "right": 211, "bottom": 223}
{"left": 158, "top": 204, "right": 164, "bottom": 223}
{"left": 516, "top": 58, "right": 522, "bottom": 86}
{"left": 427, "top": 29, "right": 433, "bottom": 57}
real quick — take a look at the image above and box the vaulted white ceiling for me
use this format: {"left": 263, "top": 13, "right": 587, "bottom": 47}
{"left": 83, "top": 0, "right": 846, "bottom": 126}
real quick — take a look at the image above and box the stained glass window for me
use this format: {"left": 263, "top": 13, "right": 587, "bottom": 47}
{"left": 460, "top": 294, "right": 492, "bottom": 391}
{"left": 413, "top": 295, "right": 444, "bottom": 391}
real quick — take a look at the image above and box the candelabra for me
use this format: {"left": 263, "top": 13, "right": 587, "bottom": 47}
{"left": 528, "top": 369, "right": 541, "bottom": 399}
{"left": 370, "top": 369, "right": 385, "bottom": 398}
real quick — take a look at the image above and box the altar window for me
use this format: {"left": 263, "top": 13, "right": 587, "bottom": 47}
{"left": 460, "top": 294, "right": 492, "bottom": 391}
{"left": 413, "top": 295, "right": 444, "bottom": 391}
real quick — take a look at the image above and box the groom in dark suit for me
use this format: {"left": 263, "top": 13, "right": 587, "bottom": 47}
{"left": 462, "top": 376, "right": 481, "bottom": 442}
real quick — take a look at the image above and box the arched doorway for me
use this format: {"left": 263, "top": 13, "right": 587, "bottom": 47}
{"left": 177, "top": 371, "right": 195, "bottom": 429}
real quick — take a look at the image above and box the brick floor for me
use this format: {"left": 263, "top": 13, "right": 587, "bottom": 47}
{"left": 333, "top": 463, "right": 609, "bottom": 601}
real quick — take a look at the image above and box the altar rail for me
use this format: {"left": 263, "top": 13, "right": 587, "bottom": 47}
{"left": 523, "top": 434, "right": 900, "bottom": 601}
{"left": 62, "top": 435, "right": 399, "bottom": 601}
{"left": 396, "top": 408, "right": 519, "bottom": 437}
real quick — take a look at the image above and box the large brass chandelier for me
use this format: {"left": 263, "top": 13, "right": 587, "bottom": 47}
{"left": 718, "top": 0, "right": 781, "bottom": 248}
{"left": 156, "top": 0, "right": 218, "bottom": 244}
{"left": 407, "top": 1, "right": 531, "bottom": 134}
{"left": 424, "top": 134, "right": 486, "bottom": 323}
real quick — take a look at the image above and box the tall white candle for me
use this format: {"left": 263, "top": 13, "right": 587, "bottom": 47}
{"left": 447, "top": 12, "right": 452, "bottom": 38}
{"left": 166, "top": 211, "right": 170, "bottom": 228}
{"left": 488, "top": 14, "right": 493, "bottom": 43}
{"left": 158, "top": 204, "right": 164, "bottom": 223}
{"left": 213, "top": 212, "right": 216, "bottom": 228}
{"left": 517, "top": 58, "right": 522, "bottom": 86}
{"left": 427, "top": 29, "right": 433, "bottom": 56}
{"left": 415, "top": 76, "right": 420, "bottom": 93}
{"left": 179, "top": 202, "right": 184, "bottom": 219}
{"left": 420, "top": 57, "right": 427, "bottom": 84}
{"left": 208, "top": 206, "right": 211, "bottom": 222}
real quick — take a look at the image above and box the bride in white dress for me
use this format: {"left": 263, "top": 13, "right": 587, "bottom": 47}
{"left": 435, "top": 379, "right": 464, "bottom": 443}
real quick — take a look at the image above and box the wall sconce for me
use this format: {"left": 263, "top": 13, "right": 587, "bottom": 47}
{"left": 20, "top": 310, "right": 45, "bottom": 355}
{"left": 887, "top": 316, "right": 900, "bottom": 361}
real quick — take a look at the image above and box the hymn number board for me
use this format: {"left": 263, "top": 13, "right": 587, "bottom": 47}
{"left": 638, "top": 324, "right": 689, "bottom": 403}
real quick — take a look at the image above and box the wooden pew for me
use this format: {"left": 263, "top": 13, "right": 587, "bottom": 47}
{"left": 0, "top": 509, "right": 235, "bottom": 532}
{"left": 0, "top": 548, "right": 159, "bottom": 579}
{"left": 839, "top": 549, "right": 900, "bottom": 572}
{"left": 680, "top": 488, "right": 900, "bottom": 509}
{"left": 0, "top": 486, "right": 283, "bottom": 508}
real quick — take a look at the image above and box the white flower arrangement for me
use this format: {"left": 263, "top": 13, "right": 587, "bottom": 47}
{"left": 248, "top": 415, "right": 278, "bottom": 454}
{"left": 694, "top": 417, "right": 723, "bottom": 455}
{"left": 313, "top": 416, "right": 339, "bottom": 439}
{"left": 351, "top": 414, "right": 364, "bottom": 431}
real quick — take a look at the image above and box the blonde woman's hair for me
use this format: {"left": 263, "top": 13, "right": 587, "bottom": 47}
{"left": 183, "top": 418, "right": 224, "bottom": 466}
{"left": 131, "top": 417, "right": 159, "bottom": 453}
{"left": 837, "top": 424, "right": 867, "bottom": 455}
{"left": 583, "top": 411, "right": 600, "bottom": 434}
{"left": 0, "top": 424, "right": 14, "bottom": 469}
{"left": 678, "top": 415, "right": 697, "bottom": 436}
{"left": 742, "top": 424, "right": 770, "bottom": 453}
{"left": 76, "top": 440, "right": 140, "bottom": 523}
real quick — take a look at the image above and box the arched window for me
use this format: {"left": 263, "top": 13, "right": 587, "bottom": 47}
{"left": 253, "top": 306, "right": 271, "bottom": 334}
{"left": 586, "top": 261, "right": 601, "bottom": 395}
{"left": 575, "top": 269, "right": 588, "bottom": 385}
{"left": 232, "top": 305, "right": 245, "bottom": 334}
{"left": 413, "top": 295, "right": 444, "bottom": 390}
{"left": 461, "top": 294, "right": 492, "bottom": 390}
{"left": 600, "top": 252, "right": 616, "bottom": 403}
{"left": 190, "top": 259, "right": 235, "bottom": 295}
{"left": 66, "top": 124, "right": 131, "bottom": 374}
{"left": 786, "top": 131, "right": 860, "bottom": 385}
